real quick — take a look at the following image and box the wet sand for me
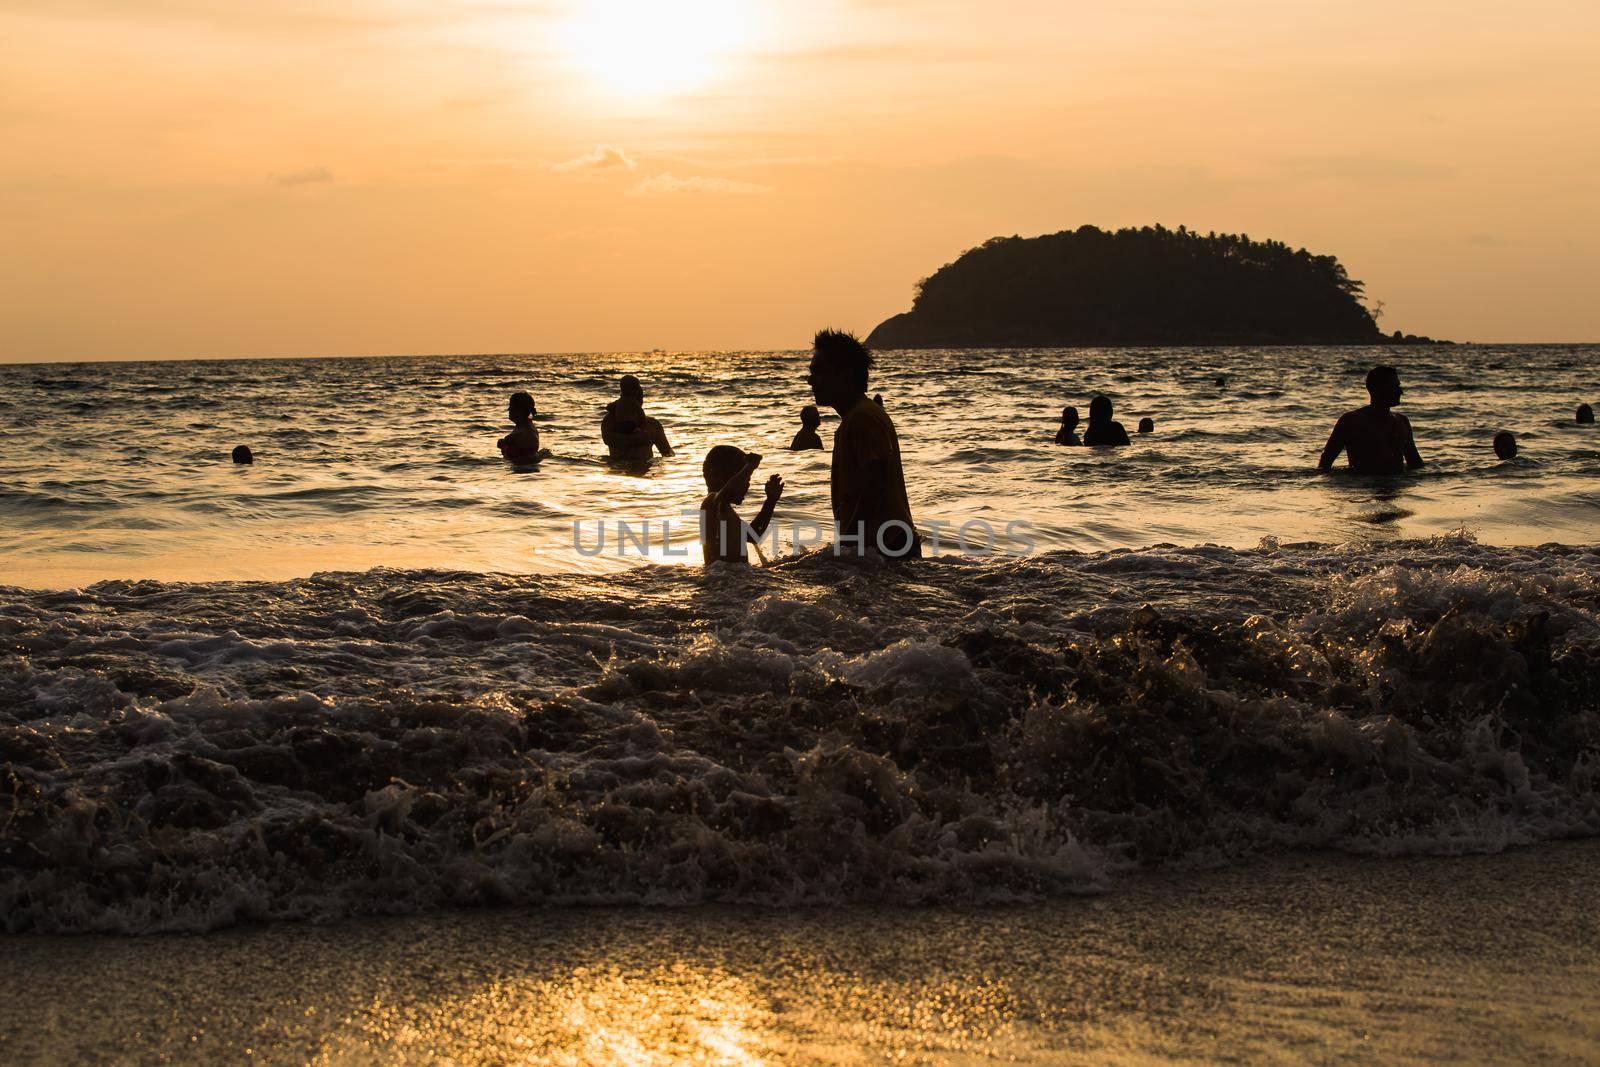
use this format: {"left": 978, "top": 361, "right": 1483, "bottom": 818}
{"left": 3, "top": 842, "right": 1597, "bottom": 1064}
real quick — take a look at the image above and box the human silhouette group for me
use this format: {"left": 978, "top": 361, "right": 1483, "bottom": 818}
{"left": 698, "top": 330, "right": 918, "bottom": 564}
{"left": 232, "top": 333, "right": 1591, "bottom": 565}
{"left": 492, "top": 329, "right": 917, "bottom": 565}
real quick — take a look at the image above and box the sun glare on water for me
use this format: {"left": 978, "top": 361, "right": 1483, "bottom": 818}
{"left": 558, "top": 0, "right": 756, "bottom": 100}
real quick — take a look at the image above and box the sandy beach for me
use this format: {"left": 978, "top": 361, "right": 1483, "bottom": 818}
{"left": 4, "top": 841, "right": 1596, "bottom": 1064}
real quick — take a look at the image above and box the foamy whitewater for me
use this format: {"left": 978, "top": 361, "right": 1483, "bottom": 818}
{"left": 2, "top": 347, "right": 1599, "bottom": 933}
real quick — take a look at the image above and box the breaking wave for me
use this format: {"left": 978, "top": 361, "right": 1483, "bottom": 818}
{"left": 3, "top": 536, "right": 1599, "bottom": 932}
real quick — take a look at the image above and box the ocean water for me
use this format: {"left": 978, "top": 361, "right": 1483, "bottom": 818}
{"left": 2, "top": 347, "right": 1599, "bottom": 934}
{"left": 2, "top": 345, "right": 1598, "bottom": 585}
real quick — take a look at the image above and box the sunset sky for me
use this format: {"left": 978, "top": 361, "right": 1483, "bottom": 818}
{"left": 2, "top": 0, "right": 1597, "bottom": 361}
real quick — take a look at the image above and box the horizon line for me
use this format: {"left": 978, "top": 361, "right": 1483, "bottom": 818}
{"left": 9, "top": 340, "right": 1600, "bottom": 368}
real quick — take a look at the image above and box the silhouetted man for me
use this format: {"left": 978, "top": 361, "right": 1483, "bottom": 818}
{"left": 807, "top": 329, "right": 919, "bottom": 558}
{"left": 1318, "top": 365, "right": 1423, "bottom": 474}
{"left": 790, "top": 405, "right": 824, "bottom": 451}
{"left": 1083, "top": 395, "right": 1130, "bottom": 447}
{"left": 602, "top": 374, "right": 673, "bottom": 462}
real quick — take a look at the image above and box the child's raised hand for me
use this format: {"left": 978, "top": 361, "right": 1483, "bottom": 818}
{"left": 764, "top": 473, "right": 784, "bottom": 501}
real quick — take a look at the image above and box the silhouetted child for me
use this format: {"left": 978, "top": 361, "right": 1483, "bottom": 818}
{"left": 231, "top": 445, "right": 253, "bottom": 465}
{"left": 498, "top": 392, "right": 542, "bottom": 462}
{"left": 1318, "top": 366, "right": 1424, "bottom": 474}
{"left": 1083, "top": 395, "right": 1130, "bottom": 447}
{"left": 790, "top": 405, "right": 823, "bottom": 451}
{"left": 1579, "top": 404, "right": 1594, "bottom": 425}
{"left": 1494, "top": 431, "right": 1517, "bottom": 459}
{"left": 700, "top": 446, "right": 783, "bottom": 565}
{"left": 1054, "top": 406, "right": 1080, "bottom": 445}
{"left": 1138, "top": 417, "right": 1155, "bottom": 434}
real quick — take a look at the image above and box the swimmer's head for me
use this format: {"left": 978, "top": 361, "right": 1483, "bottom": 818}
{"left": 1578, "top": 404, "right": 1594, "bottom": 425}
{"left": 703, "top": 444, "right": 755, "bottom": 501}
{"left": 1366, "top": 365, "right": 1403, "bottom": 406}
{"left": 1493, "top": 431, "right": 1517, "bottom": 460}
{"left": 1138, "top": 417, "right": 1155, "bottom": 434}
{"left": 1061, "top": 406, "right": 1079, "bottom": 429}
{"left": 1089, "top": 395, "right": 1113, "bottom": 421}
{"left": 231, "top": 444, "right": 253, "bottom": 465}
{"left": 800, "top": 405, "right": 821, "bottom": 429}
{"left": 508, "top": 391, "right": 535, "bottom": 423}
{"left": 619, "top": 375, "right": 644, "bottom": 400}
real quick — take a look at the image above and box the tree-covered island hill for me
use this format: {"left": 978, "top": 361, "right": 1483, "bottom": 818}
{"left": 866, "top": 225, "right": 1448, "bottom": 348}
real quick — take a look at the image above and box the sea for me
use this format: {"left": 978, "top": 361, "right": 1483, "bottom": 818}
{"left": 2, "top": 345, "right": 1599, "bottom": 933}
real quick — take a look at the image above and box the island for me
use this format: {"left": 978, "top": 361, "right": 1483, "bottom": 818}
{"left": 866, "top": 225, "right": 1447, "bottom": 348}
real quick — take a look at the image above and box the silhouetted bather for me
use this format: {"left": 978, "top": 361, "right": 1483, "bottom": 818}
{"left": 808, "top": 329, "right": 919, "bottom": 558}
{"left": 1054, "top": 406, "right": 1080, "bottom": 445}
{"left": 1579, "top": 404, "right": 1595, "bottom": 425}
{"left": 231, "top": 445, "right": 253, "bottom": 465}
{"left": 790, "top": 405, "right": 824, "bottom": 451}
{"left": 1494, "top": 431, "right": 1517, "bottom": 460}
{"left": 498, "top": 391, "right": 543, "bottom": 462}
{"left": 1082, "top": 395, "right": 1130, "bottom": 447}
{"left": 1138, "top": 417, "right": 1155, "bottom": 435}
{"left": 602, "top": 375, "right": 674, "bottom": 462}
{"left": 1318, "top": 365, "right": 1423, "bottom": 474}
{"left": 700, "top": 446, "right": 783, "bottom": 565}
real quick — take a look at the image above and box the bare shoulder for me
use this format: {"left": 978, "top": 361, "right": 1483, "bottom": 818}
{"left": 1393, "top": 411, "right": 1413, "bottom": 428}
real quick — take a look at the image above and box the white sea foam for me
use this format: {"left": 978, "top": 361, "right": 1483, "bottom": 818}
{"left": 2, "top": 539, "right": 1598, "bottom": 932}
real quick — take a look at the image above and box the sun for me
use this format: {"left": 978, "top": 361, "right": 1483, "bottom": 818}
{"left": 558, "top": 0, "right": 755, "bottom": 101}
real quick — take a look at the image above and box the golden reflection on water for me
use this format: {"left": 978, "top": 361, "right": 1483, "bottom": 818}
{"left": 314, "top": 955, "right": 1028, "bottom": 1065}
{"left": 543, "top": 966, "right": 767, "bottom": 1067}
{"left": 324, "top": 964, "right": 773, "bottom": 1066}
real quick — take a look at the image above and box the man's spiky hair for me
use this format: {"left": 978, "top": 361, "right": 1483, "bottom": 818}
{"left": 812, "top": 328, "right": 873, "bottom": 392}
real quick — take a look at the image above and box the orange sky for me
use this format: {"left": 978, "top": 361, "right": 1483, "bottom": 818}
{"left": 3, "top": 0, "right": 1597, "bottom": 361}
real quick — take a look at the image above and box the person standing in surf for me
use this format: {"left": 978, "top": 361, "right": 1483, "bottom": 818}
{"left": 1318, "top": 365, "right": 1424, "bottom": 474}
{"left": 498, "top": 391, "right": 543, "bottom": 462}
{"left": 1054, "top": 406, "right": 1081, "bottom": 445}
{"left": 602, "top": 374, "right": 674, "bottom": 463}
{"left": 699, "top": 446, "right": 783, "bottom": 565}
{"left": 806, "top": 329, "right": 920, "bottom": 558}
{"left": 1082, "top": 395, "right": 1131, "bottom": 446}
{"left": 790, "top": 405, "right": 824, "bottom": 451}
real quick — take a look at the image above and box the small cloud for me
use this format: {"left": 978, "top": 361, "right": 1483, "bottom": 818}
{"left": 275, "top": 166, "right": 334, "bottom": 186}
{"left": 627, "top": 172, "right": 772, "bottom": 197}
{"left": 553, "top": 145, "right": 636, "bottom": 172}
